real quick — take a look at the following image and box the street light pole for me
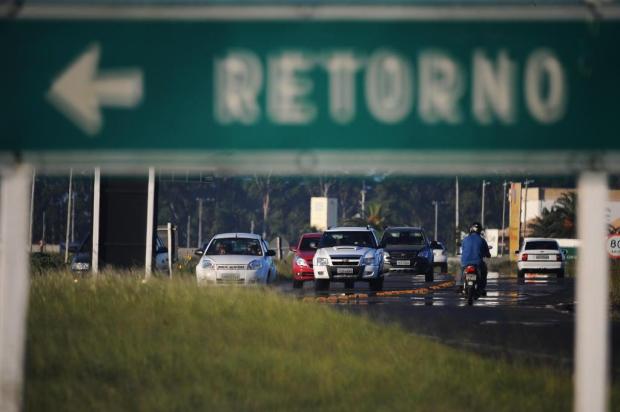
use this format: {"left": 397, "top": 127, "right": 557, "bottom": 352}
{"left": 481, "top": 180, "right": 490, "bottom": 228}
{"left": 501, "top": 181, "right": 508, "bottom": 256}
{"left": 432, "top": 200, "right": 439, "bottom": 240}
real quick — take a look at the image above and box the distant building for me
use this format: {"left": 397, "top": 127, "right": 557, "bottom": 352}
{"left": 508, "top": 184, "right": 620, "bottom": 260}
{"left": 310, "top": 197, "right": 338, "bottom": 231}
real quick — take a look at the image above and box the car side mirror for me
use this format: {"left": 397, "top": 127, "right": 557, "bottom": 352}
{"left": 289, "top": 246, "right": 297, "bottom": 253}
{"left": 194, "top": 249, "right": 204, "bottom": 256}
{"left": 514, "top": 250, "right": 520, "bottom": 254}
{"left": 266, "top": 250, "right": 276, "bottom": 257}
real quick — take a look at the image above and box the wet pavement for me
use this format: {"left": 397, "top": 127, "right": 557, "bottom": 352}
{"left": 279, "top": 272, "right": 620, "bottom": 376}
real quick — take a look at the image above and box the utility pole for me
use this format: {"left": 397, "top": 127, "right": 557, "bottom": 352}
{"left": 360, "top": 180, "right": 367, "bottom": 219}
{"left": 41, "top": 211, "right": 46, "bottom": 251}
{"left": 186, "top": 214, "right": 191, "bottom": 249}
{"left": 501, "top": 181, "right": 508, "bottom": 256}
{"left": 197, "top": 198, "right": 203, "bottom": 248}
{"left": 64, "top": 168, "right": 73, "bottom": 263}
{"left": 481, "top": 180, "right": 490, "bottom": 228}
{"left": 455, "top": 176, "right": 459, "bottom": 254}
{"left": 29, "top": 169, "right": 36, "bottom": 252}
{"left": 71, "top": 192, "right": 75, "bottom": 243}
{"left": 432, "top": 201, "right": 439, "bottom": 240}
{"left": 522, "top": 179, "right": 535, "bottom": 242}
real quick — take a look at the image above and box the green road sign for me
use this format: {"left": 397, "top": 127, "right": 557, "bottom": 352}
{"left": 2, "top": 7, "right": 620, "bottom": 153}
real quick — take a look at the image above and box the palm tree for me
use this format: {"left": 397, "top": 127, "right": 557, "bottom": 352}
{"left": 530, "top": 192, "right": 576, "bottom": 238}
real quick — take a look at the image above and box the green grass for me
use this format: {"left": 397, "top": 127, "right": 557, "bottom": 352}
{"left": 26, "top": 273, "right": 620, "bottom": 411}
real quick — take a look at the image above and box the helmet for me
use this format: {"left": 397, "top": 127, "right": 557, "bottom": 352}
{"left": 469, "top": 222, "right": 483, "bottom": 234}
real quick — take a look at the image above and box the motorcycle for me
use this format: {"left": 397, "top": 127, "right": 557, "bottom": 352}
{"left": 462, "top": 264, "right": 480, "bottom": 306}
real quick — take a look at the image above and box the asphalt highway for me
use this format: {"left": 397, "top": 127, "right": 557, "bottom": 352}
{"left": 281, "top": 272, "right": 620, "bottom": 377}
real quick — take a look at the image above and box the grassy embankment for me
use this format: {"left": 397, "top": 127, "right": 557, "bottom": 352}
{"left": 26, "top": 273, "right": 620, "bottom": 411}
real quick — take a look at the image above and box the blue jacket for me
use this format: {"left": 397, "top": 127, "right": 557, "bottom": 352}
{"left": 460, "top": 233, "right": 491, "bottom": 266}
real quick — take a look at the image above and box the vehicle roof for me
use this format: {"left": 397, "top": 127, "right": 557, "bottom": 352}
{"left": 212, "top": 232, "right": 262, "bottom": 240}
{"left": 325, "top": 226, "right": 373, "bottom": 232}
{"left": 300, "top": 232, "right": 322, "bottom": 238}
{"left": 524, "top": 237, "right": 559, "bottom": 242}
{"left": 384, "top": 226, "right": 424, "bottom": 231}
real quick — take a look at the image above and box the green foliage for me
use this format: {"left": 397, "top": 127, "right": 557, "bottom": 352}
{"left": 26, "top": 274, "right": 620, "bottom": 411}
{"left": 529, "top": 192, "right": 576, "bottom": 238}
{"left": 30, "top": 253, "right": 67, "bottom": 275}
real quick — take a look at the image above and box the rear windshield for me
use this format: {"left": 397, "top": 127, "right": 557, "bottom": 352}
{"left": 206, "top": 238, "right": 263, "bottom": 256}
{"left": 381, "top": 231, "right": 426, "bottom": 246}
{"left": 525, "top": 241, "right": 559, "bottom": 250}
{"left": 319, "top": 231, "right": 376, "bottom": 248}
{"left": 299, "top": 237, "right": 319, "bottom": 251}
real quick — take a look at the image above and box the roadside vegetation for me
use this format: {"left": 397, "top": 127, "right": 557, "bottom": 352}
{"left": 26, "top": 272, "right": 620, "bottom": 411}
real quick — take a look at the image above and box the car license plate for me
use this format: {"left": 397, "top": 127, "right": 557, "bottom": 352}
{"left": 535, "top": 255, "right": 550, "bottom": 260}
{"left": 396, "top": 260, "right": 410, "bottom": 266}
{"left": 337, "top": 267, "right": 354, "bottom": 274}
{"left": 221, "top": 273, "right": 240, "bottom": 281}
{"left": 465, "top": 273, "right": 477, "bottom": 281}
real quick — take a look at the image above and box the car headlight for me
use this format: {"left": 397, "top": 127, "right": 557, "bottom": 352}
{"left": 295, "top": 256, "right": 309, "bottom": 267}
{"left": 383, "top": 251, "right": 390, "bottom": 260}
{"left": 363, "top": 257, "right": 375, "bottom": 266}
{"left": 201, "top": 258, "right": 215, "bottom": 269}
{"left": 247, "top": 259, "right": 263, "bottom": 270}
{"left": 315, "top": 257, "right": 328, "bottom": 266}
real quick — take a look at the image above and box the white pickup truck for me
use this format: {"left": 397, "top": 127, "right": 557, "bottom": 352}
{"left": 312, "top": 226, "right": 385, "bottom": 291}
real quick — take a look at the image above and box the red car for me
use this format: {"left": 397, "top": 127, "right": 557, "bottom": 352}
{"left": 291, "top": 232, "right": 322, "bottom": 289}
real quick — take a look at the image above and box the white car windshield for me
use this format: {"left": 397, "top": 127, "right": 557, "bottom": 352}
{"left": 206, "top": 238, "right": 263, "bottom": 256}
{"left": 319, "top": 231, "right": 376, "bottom": 248}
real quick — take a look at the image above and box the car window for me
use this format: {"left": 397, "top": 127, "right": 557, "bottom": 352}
{"left": 206, "top": 238, "right": 263, "bottom": 256}
{"left": 319, "top": 231, "right": 376, "bottom": 248}
{"left": 299, "top": 237, "right": 319, "bottom": 251}
{"left": 524, "top": 241, "right": 559, "bottom": 250}
{"left": 381, "top": 231, "right": 426, "bottom": 247}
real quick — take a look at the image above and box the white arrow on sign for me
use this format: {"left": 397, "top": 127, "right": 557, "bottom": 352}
{"left": 46, "top": 43, "right": 143, "bottom": 136}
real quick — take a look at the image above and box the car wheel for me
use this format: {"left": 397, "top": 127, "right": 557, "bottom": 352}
{"left": 344, "top": 280, "right": 355, "bottom": 289}
{"left": 293, "top": 279, "right": 303, "bottom": 289}
{"left": 557, "top": 269, "right": 565, "bottom": 278}
{"left": 517, "top": 270, "right": 525, "bottom": 278}
{"left": 369, "top": 277, "right": 383, "bottom": 292}
{"left": 441, "top": 263, "right": 448, "bottom": 273}
{"left": 315, "top": 279, "right": 330, "bottom": 291}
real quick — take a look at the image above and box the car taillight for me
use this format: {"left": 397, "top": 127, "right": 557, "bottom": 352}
{"left": 465, "top": 265, "right": 477, "bottom": 274}
{"left": 522, "top": 253, "right": 528, "bottom": 261}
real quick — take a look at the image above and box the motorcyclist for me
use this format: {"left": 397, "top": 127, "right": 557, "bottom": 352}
{"left": 457, "top": 222, "right": 491, "bottom": 294}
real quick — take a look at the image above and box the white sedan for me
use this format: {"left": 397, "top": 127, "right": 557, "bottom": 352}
{"left": 195, "top": 233, "right": 277, "bottom": 285}
{"left": 516, "top": 237, "right": 566, "bottom": 278}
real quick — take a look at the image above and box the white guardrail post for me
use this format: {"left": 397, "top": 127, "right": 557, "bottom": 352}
{"left": 0, "top": 164, "right": 32, "bottom": 412}
{"left": 575, "top": 171, "right": 610, "bottom": 412}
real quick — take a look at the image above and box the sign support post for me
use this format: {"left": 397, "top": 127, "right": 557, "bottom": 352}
{"left": 92, "top": 168, "right": 100, "bottom": 274}
{"left": 575, "top": 171, "right": 609, "bottom": 412}
{"left": 145, "top": 167, "right": 155, "bottom": 278}
{"left": 0, "top": 164, "right": 32, "bottom": 412}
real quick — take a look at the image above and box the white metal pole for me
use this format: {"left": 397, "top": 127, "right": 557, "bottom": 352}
{"left": 167, "top": 222, "right": 173, "bottom": 278}
{"left": 145, "top": 167, "right": 155, "bottom": 278}
{"left": 71, "top": 192, "right": 75, "bottom": 243}
{"left": 0, "top": 164, "right": 32, "bottom": 412}
{"left": 574, "top": 171, "right": 609, "bottom": 412}
{"left": 92, "top": 168, "right": 100, "bottom": 274}
{"left": 28, "top": 169, "right": 35, "bottom": 253}
{"left": 186, "top": 214, "right": 190, "bottom": 249}
{"left": 64, "top": 168, "right": 73, "bottom": 264}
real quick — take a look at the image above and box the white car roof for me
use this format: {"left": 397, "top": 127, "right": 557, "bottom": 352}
{"left": 212, "top": 232, "right": 262, "bottom": 240}
{"left": 524, "top": 237, "right": 558, "bottom": 243}
{"left": 325, "top": 226, "right": 372, "bottom": 232}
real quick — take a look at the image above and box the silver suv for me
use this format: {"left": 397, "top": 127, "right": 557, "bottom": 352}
{"left": 312, "top": 227, "right": 384, "bottom": 291}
